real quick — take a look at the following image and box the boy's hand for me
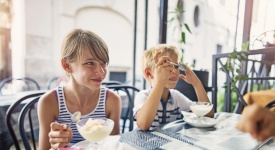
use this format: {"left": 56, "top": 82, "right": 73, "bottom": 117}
{"left": 179, "top": 66, "right": 200, "bottom": 85}
{"left": 151, "top": 52, "right": 174, "bottom": 87}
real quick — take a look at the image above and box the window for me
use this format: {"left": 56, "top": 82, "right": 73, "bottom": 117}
{"left": 216, "top": 44, "right": 222, "bottom": 54}
{"left": 109, "top": 72, "right": 126, "bottom": 83}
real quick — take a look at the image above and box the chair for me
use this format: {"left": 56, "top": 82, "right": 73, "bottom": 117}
{"left": 0, "top": 77, "right": 41, "bottom": 95}
{"left": 106, "top": 85, "right": 140, "bottom": 133}
{"left": 212, "top": 48, "right": 275, "bottom": 113}
{"left": 46, "top": 77, "right": 59, "bottom": 90}
{"left": 101, "top": 80, "right": 123, "bottom": 86}
{"left": 5, "top": 92, "right": 45, "bottom": 150}
{"left": 46, "top": 76, "right": 69, "bottom": 90}
{"left": 18, "top": 96, "right": 41, "bottom": 150}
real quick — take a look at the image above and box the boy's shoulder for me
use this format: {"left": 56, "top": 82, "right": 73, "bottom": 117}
{"left": 170, "top": 89, "right": 192, "bottom": 102}
{"left": 137, "top": 89, "right": 150, "bottom": 96}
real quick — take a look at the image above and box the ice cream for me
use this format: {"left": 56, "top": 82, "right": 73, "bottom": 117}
{"left": 190, "top": 104, "right": 212, "bottom": 117}
{"left": 77, "top": 118, "right": 114, "bottom": 143}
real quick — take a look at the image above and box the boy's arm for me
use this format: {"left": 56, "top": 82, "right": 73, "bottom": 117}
{"left": 179, "top": 67, "right": 214, "bottom": 118}
{"left": 136, "top": 53, "right": 173, "bottom": 130}
{"left": 135, "top": 85, "right": 164, "bottom": 130}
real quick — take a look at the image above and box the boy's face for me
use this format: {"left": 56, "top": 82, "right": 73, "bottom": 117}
{"left": 151, "top": 52, "right": 180, "bottom": 89}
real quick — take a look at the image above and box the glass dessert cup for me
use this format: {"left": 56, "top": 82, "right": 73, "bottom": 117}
{"left": 76, "top": 118, "right": 114, "bottom": 149}
{"left": 190, "top": 102, "right": 213, "bottom": 122}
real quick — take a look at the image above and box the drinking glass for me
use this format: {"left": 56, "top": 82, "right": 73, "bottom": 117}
{"left": 76, "top": 118, "right": 114, "bottom": 149}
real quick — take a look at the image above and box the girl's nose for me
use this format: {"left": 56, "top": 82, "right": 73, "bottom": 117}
{"left": 95, "top": 64, "right": 105, "bottom": 74}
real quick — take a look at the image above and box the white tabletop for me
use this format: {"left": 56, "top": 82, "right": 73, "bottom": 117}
{"left": 73, "top": 112, "right": 275, "bottom": 150}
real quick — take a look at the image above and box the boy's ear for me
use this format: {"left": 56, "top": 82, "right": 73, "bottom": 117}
{"left": 61, "top": 58, "right": 72, "bottom": 73}
{"left": 145, "top": 68, "right": 152, "bottom": 78}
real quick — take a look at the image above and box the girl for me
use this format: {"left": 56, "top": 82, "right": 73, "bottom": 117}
{"left": 37, "top": 29, "right": 121, "bottom": 149}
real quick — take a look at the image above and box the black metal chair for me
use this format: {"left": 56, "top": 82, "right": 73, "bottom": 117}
{"left": 0, "top": 77, "right": 41, "bottom": 95}
{"left": 106, "top": 85, "right": 140, "bottom": 133}
{"left": 102, "top": 81, "right": 123, "bottom": 86}
{"left": 212, "top": 48, "right": 275, "bottom": 113}
{"left": 18, "top": 96, "right": 41, "bottom": 150}
{"left": 5, "top": 92, "right": 45, "bottom": 150}
{"left": 46, "top": 77, "right": 60, "bottom": 90}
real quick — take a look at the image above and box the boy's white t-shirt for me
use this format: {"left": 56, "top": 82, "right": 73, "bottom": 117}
{"left": 133, "top": 89, "right": 192, "bottom": 130}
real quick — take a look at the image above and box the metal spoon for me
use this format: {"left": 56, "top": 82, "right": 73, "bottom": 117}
{"left": 66, "top": 111, "right": 81, "bottom": 130}
{"left": 167, "top": 61, "right": 186, "bottom": 71}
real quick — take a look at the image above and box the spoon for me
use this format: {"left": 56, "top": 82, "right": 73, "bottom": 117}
{"left": 167, "top": 61, "right": 186, "bottom": 71}
{"left": 66, "top": 111, "right": 81, "bottom": 130}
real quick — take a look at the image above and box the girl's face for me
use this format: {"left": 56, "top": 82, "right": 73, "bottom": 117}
{"left": 70, "top": 49, "right": 107, "bottom": 89}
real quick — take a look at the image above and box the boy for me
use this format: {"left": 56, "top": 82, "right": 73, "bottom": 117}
{"left": 133, "top": 44, "right": 214, "bottom": 130}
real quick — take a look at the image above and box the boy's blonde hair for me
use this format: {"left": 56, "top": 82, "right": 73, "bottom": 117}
{"left": 61, "top": 29, "right": 109, "bottom": 64}
{"left": 141, "top": 44, "right": 181, "bottom": 80}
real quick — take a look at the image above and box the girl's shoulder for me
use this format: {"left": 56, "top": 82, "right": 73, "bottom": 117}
{"left": 38, "top": 89, "right": 59, "bottom": 109}
{"left": 106, "top": 89, "right": 121, "bottom": 103}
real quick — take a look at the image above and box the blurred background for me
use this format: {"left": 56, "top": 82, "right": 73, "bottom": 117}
{"left": 0, "top": 0, "right": 274, "bottom": 92}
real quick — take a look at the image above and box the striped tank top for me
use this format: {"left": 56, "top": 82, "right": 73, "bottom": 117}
{"left": 55, "top": 86, "right": 107, "bottom": 145}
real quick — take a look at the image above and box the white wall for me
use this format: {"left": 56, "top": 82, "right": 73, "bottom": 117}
{"left": 10, "top": 0, "right": 274, "bottom": 90}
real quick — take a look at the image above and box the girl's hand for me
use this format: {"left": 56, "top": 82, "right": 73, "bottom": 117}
{"left": 48, "top": 122, "right": 72, "bottom": 149}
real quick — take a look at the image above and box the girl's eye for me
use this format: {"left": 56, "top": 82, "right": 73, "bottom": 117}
{"left": 86, "top": 62, "right": 95, "bottom": 65}
{"left": 100, "top": 62, "right": 108, "bottom": 67}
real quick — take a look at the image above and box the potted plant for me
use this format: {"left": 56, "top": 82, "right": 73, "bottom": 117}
{"left": 218, "top": 30, "right": 275, "bottom": 112}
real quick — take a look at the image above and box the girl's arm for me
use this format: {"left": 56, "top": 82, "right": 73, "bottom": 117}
{"left": 37, "top": 91, "right": 71, "bottom": 149}
{"left": 105, "top": 90, "right": 121, "bottom": 135}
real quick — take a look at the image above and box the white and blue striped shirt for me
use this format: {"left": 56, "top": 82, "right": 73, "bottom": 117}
{"left": 133, "top": 89, "right": 192, "bottom": 130}
{"left": 55, "top": 86, "right": 107, "bottom": 145}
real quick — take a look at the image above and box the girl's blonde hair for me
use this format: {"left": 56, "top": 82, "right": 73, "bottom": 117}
{"left": 141, "top": 44, "right": 181, "bottom": 80}
{"left": 61, "top": 29, "right": 109, "bottom": 64}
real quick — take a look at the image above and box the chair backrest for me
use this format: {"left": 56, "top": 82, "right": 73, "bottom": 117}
{"left": 106, "top": 85, "right": 140, "bottom": 133}
{"left": 46, "top": 77, "right": 59, "bottom": 90}
{"left": 0, "top": 77, "right": 41, "bottom": 95}
{"left": 212, "top": 48, "right": 275, "bottom": 113}
{"left": 102, "top": 81, "right": 123, "bottom": 86}
{"left": 5, "top": 92, "right": 45, "bottom": 150}
{"left": 46, "top": 76, "right": 68, "bottom": 90}
{"left": 19, "top": 96, "right": 41, "bottom": 150}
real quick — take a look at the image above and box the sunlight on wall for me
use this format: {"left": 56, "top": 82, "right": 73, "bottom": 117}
{"left": 11, "top": 0, "right": 26, "bottom": 78}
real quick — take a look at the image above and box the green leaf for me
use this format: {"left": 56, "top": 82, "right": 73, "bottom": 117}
{"left": 241, "top": 42, "right": 249, "bottom": 52}
{"left": 273, "top": 33, "right": 275, "bottom": 38}
{"left": 166, "top": 18, "right": 175, "bottom": 24}
{"left": 236, "top": 69, "right": 241, "bottom": 74}
{"left": 184, "top": 24, "right": 192, "bottom": 34}
{"left": 181, "top": 32, "right": 185, "bottom": 44}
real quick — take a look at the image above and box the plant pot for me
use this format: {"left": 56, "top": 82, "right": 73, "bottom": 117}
{"left": 175, "top": 70, "right": 209, "bottom": 101}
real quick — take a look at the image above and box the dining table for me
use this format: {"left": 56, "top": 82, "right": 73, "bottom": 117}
{"left": 73, "top": 112, "right": 275, "bottom": 150}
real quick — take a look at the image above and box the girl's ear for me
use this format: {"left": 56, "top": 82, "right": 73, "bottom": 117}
{"left": 61, "top": 58, "right": 72, "bottom": 73}
{"left": 145, "top": 68, "right": 152, "bottom": 79}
